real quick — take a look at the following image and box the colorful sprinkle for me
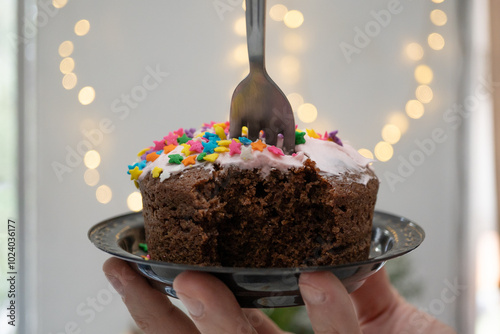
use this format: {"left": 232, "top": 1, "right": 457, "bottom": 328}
{"left": 203, "top": 153, "right": 219, "bottom": 163}
{"left": 146, "top": 152, "right": 160, "bottom": 162}
{"left": 217, "top": 140, "right": 232, "bottom": 146}
{"left": 188, "top": 141, "right": 203, "bottom": 153}
{"left": 239, "top": 137, "right": 252, "bottom": 145}
{"left": 214, "top": 146, "right": 230, "bottom": 153}
{"left": 306, "top": 129, "right": 320, "bottom": 139}
{"left": 295, "top": 131, "right": 306, "bottom": 145}
{"left": 214, "top": 125, "right": 227, "bottom": 140}
{"left": 267, "top": 146, "right": 284, "bottom": 156}
{"left": 242, "top": 126, "right": 248, "bottom": 136}
{"left": 174, "top": 128, "right": 184, "bottom": 137}
{"left": 229, "top": 140, "right": 242, "bottom": 156}
{"left": 202, "top": 140, "right": 218, "bottom": 153}
{"left": 164, "top": 132, "right": 179, "bottom": 146}
{"left": 163, "top": 144, "right": 177, "bottom": 154}
{"left": 240, "top": 145, "right": 254, "bottom": 160}
{"left": 328, "top": 130, "right": 343, "bottom": 146}
{"left": 177, "top": 133, "right": 190, "bottom": 145}
{"left": 153, "top": 140, "right": 165, "bottom": 151}
{"left": 134, "top": 180, "right": 139, "bottom": 189}
{"left": 185, "top": 128, "right": 196, "bottom": 138}
{"left": 129, "top": 166, "right": 143, "bottom": 180}
{"left": 197, "top": 152, "right": 207, "bottom": 161}
{"left": 182, "top": 155, "right": 197, "bottom": 166}
{"left": 251, "top": 139, "right": 267, "bottom": 152}
{"left": 139, "top": 243, "right": 148, "bottom": 252}
{"left": 168, "top": 154, "right": 184, "bottom": 164}
{"left": 181, "top": 144, "right": 193, "bottom": 156}
{"left": 137, "top": 147, "right": 151, "bottom": 157}
{"left": 152, "top": 166, "right": 163, "bottom": 178}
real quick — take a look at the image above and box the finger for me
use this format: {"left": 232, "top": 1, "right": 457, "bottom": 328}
{"left": 299, "top": 271, "right": 362, "bottom": 334}
{"left": 349, "top": 268, "right": 400, "bottom": 326}
{"left": 242, "top": 309, "right": 289, "bottom": 334}
{"left": 173, "top": 271, "right": 258, "bottom": 334}
{"left": 103, "top": 257, "right": 199, "bottom": 334}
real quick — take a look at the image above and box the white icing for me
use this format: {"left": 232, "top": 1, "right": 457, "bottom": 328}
{"left": 137, "top": 130, "right": 375, "bottom": 184}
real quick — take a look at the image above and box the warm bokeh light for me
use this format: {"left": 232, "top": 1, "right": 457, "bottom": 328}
{"left": 416, "top": 85, "right": 434, "bottom": 103}
{"left": 374, "top": 141, "right": 394, "bottom": 162}
{"left": 297, "top": 103, "right": 318, "bottom": 123}
{"left": 432, "top": 0, "right": 445, "bottom": 3}
{"left": 233, "top": 43, "right": 248, "bottom": 64}
{"left": 387, "top": 112, "right": 409, "bottom": 134}
{"left": 52, "top": 0, "right": 67, "bottom": 8}
{"left": 270, "top": 4, "right": 288, "bottom": 21}
{"left": 284, "top": 33, "right": 304, "bottom": 52}
{"left": 127, "top": 192, "right": 143, "bottom": 212}
{"left": 358, "top": 148, "right": 374, "bottom": 160}
{"left": 405, "top": 42, "right": 424, "bottom": 61}
{"left": 58, "top": 41, "right": 74, "bottom": 57}
{"left": 414, "top": 65, "right": 433, "bottom": 84}
{"left": 74, "top": 19, "right": 90, "bottom": 36}
{"left": 78, "top": 86, "right": 96, "bottom": 105}
{"left": 287, "top": 92, "right": 304, "bottom": 112}
{"left": 84, "top": 150, "right": 101, "bottom": 169}
{"left": 406, "top": 100, "right": 425, "bottom": 119}
{"left": 84, "top": 168, "right": 100, "bottom": 186}
{"left": 382, "top": 124, "right": 402, "bottom": 144}
{"left": 284, "top": 10, "right": 304, "bottom": 29}
{"left": 279, "top": 56, "right": 300, "bottom": 83}
{"left": 234, "top": 16, "right": 246, "bottom": 36}
{"left": 96, "top": 185, "right": 112, "bottom": 204}
{"left": 59, "top": 57, "right": 75, "bottom": 74}
{"left": 62, "top": 73, "right": 77, "bottom": 90}
{"left": 242, "top": 0, "right": 246, "bottom": 10}
{"left": 430, "top": 9, "right": 447, "bottom": 26}
{"left": 428, "top": 32, "right": 445, "bottom": 50}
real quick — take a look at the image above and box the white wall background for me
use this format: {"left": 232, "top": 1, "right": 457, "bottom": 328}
{"left": 24, "top": 0, "right": 469, "bottom": 333}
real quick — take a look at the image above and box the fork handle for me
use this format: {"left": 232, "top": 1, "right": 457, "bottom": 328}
{"left": 246, "top": 0, "right": 266, "bottom": 70}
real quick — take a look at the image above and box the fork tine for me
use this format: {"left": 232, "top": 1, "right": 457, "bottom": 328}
{"left": 264, "top": 128, "right": 277, "bottom": 147}
{"left": 247, "top": 122, "right": 261, "bottom": 141}
{"left": 229, "top": 115, "right": 243, "bottom": 139}
{"left": 282, "top": 122, "right": 296, "bottom": 155}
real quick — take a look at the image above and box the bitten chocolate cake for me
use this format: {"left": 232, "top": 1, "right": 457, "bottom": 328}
{"left": 128, "top": 122, "right": 379, "bottom": 268}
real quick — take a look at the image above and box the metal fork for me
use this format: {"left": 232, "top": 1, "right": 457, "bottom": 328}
{"left": 229, "top": 0, "right": 295, "bottom": 154}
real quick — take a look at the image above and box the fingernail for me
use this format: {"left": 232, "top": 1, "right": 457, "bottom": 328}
{"left": 300, "top": 283, "right": 326, "bottom": 304}
{"left": 106, "top": 274, "right": 124, "bottom": 297}
{"left": 177, "top": 293, "right": 204, "bottom": 318}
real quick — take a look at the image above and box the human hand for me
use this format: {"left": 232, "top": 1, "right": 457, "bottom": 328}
{"left": 103, "top": 257, "right": 455, "bottom": 333}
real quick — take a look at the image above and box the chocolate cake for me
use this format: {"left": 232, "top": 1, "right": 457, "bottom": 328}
{"left": 128, "top": 122, "right": 379, "bottom": 267}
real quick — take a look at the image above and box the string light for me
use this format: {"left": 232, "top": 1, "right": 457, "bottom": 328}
{"left": 405, "top": 43, "right": 424, "bottom": 61}
{"left": 96, "top": 185, "right": 112, "bottom": 204}
{"left": 387, "top": 112, "right": 409, "bottom": 134}
{"left": 415, "top": 85, "right": 434, "bottom": 103}
{"left": 74, "top": 19, "right": 90, "bottom": 36}
{"left": 432, "top": 0, "right": 445, "bottom": 3}
{"left": 374, "top": 141, "right": 394, "bottom": 162}
{"left": 297, "top": 103, "right": 318, "bottom": 123}
{"left": 406, "top": 100, "right": 425, "bottom": 119}
{"left": 428, "top": 32, "right": 445, "bottom": 50}
{"left": 430, "top": 9, "right": 447, "bottom": 26}
{"left": 234, "top": 17, "right": 246, "bottom": 36}
{"left": 270, "top": 4, "right": 288, "bottom": 21}
{"left": 358, "top": 148, "right": 374, "bottom": 160}
{"left": 78, "top": 86, "right": 96, "bottom": 105}
{"left": 381, "top": 124, "right": 402, "bottom": 144}
{"left": 127, "top": 192, "right": 143, "bottom": 212}
{"left": 84, "top": 150, "right": 101, "bottom": 169}
{"left": 59, "top": 57, "right": 75, "bottom": 74}
{"left": 287, "top": 92, "right": 304, "bottom": 112}
{"left": 58, "top": 41, "right": 74, "bottom": 57}
{"left": 52, "top": 0, "right": 67, "bottom": 8}
{"left": 284, "top": 10, "right": 304, "bottom": 29}
{"left": 84, "top": 169, "right": 100, "bottom": 186}
{"left": 62, "top": 73, "right": 78, "bottom": 90}
{"left": 414, "top": 65, "right": 433, "bottom": 84}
